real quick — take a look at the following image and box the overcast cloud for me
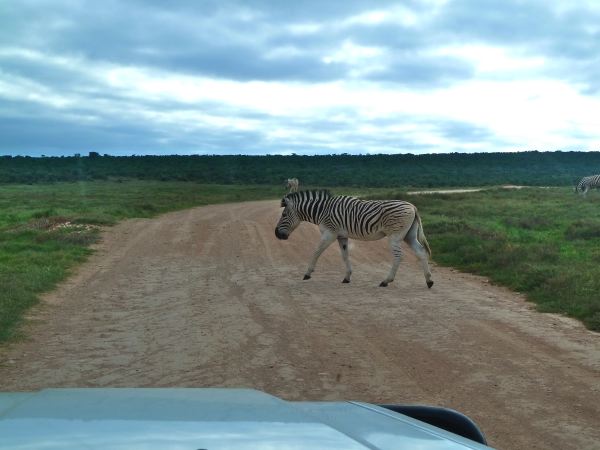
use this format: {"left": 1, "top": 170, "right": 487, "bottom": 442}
{"left": 1, "top": 0, "right": 599, "bottom": 155}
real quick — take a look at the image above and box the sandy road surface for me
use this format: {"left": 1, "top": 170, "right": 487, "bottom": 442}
{"left": 1, "top": 201, "right": 599, "bottom": 449}
{"left": 407, "top": 185, "right": 531, "bottom": 195}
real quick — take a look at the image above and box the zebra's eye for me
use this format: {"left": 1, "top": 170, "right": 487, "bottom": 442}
{"left": 280, "top": 199, "right": 286, "bottom": 207}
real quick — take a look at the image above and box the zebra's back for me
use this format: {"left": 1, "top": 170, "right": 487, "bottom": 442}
{"left": 323, "top": 196, "right": 416, "bottom": 240}
{"left": 580, "top": 174, "right": 600, "bottom": 185}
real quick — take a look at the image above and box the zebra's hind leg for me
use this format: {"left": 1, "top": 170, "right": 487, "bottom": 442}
{"left": 404, "top": 217, "right": 433, "bottom": 288}
{"left": 337, "top": 237, "right": 352, "bottom": 283}
{"left": 303, "top": 230, "right": 337, "bottom": 280}
{"left": 380, "top": 234, "right": 403, "bottom": 287}
{"left": 406, "top": 234, "right": 433, "bottom": 289}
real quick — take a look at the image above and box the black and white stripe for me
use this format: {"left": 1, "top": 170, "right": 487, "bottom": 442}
{"left": 275, "top": 190, "right": 433, "bottom": 288}
{"left": 576, "top": 175, "right": 600, "bottom": 196}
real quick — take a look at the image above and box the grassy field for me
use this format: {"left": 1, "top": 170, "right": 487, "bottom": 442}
{"left": 2, "top": 181, "right": 599, "bottom": 342}
{"left": 397, "top": 187, "right": 600, "bottom": 331}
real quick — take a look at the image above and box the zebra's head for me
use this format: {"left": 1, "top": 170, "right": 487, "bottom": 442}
{"left": 275, "top": 190, "right": 331, "bottom": 240}
{"left": 275, "top": 194, "right": 301, "bottom": 240}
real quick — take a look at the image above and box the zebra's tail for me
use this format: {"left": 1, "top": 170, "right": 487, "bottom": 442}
{"left": 415, "top": 210, "right": 432, "bottom": 257}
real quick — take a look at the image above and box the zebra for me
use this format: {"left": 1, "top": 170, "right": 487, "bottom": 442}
{"left": 575, "top": 175, "right": 600, "bottom": 197}
{"left": 275, "top": 190, "right": 433, "bottom": 288}
{"left": 286, "top": 178, "right": 299, "bottom": 193}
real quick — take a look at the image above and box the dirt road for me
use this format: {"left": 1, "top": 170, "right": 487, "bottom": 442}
{"left": 406, "top": 185, "right": 531, "bottom": 195}
{"left": 1, "top": 201, "right": 599, "bottom": 449}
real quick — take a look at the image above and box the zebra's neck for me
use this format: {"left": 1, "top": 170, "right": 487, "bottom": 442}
{"left": 295, "top": 197, "right": 328, "bottom": 224}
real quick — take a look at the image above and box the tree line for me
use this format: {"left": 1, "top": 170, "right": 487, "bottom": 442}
{"left": 1, "top": 151, "right": 598, "bottom": 187}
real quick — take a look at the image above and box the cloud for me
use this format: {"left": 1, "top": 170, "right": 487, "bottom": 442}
{"left": 435, "top": 0, "right": 600, "bottom": 92}
{"left": 1, "top": 0, "right": 470, "bottom": 86}
{"left": 1, "top": 0, "right": 599, "bottom": 155}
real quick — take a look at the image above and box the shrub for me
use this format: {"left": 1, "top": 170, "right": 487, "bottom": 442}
{"left": 565, "top": 220, "right": 600, "bottom": 240}
{"left": 504, "top": 216, "right": 552, "bottom": 230}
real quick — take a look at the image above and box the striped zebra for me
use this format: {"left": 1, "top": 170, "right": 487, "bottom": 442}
{"left": 286, "top": 178, "right": 299, "bottom": 193}
{"left": 275, "top": 190, "right": 433, "bottom": 288}
{"left": 575, "top": 175, "right": 600, "bottom": 197}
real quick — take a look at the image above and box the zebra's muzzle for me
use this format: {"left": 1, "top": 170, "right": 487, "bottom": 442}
{"left": 275, "top": 228, "right": 288, "bottom": 240}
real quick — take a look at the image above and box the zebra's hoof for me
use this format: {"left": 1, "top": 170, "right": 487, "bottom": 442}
{"left": 342, "top": 278, "right": 350, "bottom": 283}
{"left": 379, "top": 281, "right": 388, "bottom": 287}
{"left": 303, "top": 275, "right": 311, "bottom": 280}
{"left": 427, "top": 280, "right": 434, "bottom": 289}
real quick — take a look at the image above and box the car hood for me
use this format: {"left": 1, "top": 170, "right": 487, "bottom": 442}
{"left": 0, "top": 388, "right": 491, "bottom": 449}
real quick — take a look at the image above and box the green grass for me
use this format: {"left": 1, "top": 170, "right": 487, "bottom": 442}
{"left": 394, "top": 187, "right": 600, "bottom": 331}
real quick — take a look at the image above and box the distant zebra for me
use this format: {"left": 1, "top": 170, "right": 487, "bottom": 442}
{"left": 275, "top": 190, "right": 433, "bottom": 288}
{"left": 575, "top": 175, "right": 600, "bottom": 197}
{"left": 286, "top": 178, "right": 299, "bottom": 193}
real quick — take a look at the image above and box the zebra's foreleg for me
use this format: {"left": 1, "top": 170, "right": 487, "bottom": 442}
{"left": 337, "top": 237, "right": 352, "bottom": 283}
{"left": 303, "top": 230, "right": 337, "bottom": 280}
{"left": 380, "top": 234, "right": 403, "bottom": 287}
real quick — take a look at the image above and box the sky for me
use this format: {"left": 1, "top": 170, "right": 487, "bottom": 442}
{"left": 1, "top": 0, "right": 599, "bottom": 156}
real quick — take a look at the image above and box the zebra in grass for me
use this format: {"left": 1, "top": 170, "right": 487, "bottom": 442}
{"left": 575, "top": 175, "right": 600, "bottom": 197}
{"left": 286, "top": 178, "right": 299, "bottom": 193}
{"left": 275, "top": 190, "right": 433, "bottom": 288}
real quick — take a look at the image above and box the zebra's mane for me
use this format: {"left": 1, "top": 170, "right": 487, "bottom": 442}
{"left": 285, "top": 189, "right": 332, "bottom": 201}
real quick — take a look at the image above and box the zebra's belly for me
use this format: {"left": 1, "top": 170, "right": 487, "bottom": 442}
{"left": 343, "top": 230, "right": 386, "bottom": 241}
